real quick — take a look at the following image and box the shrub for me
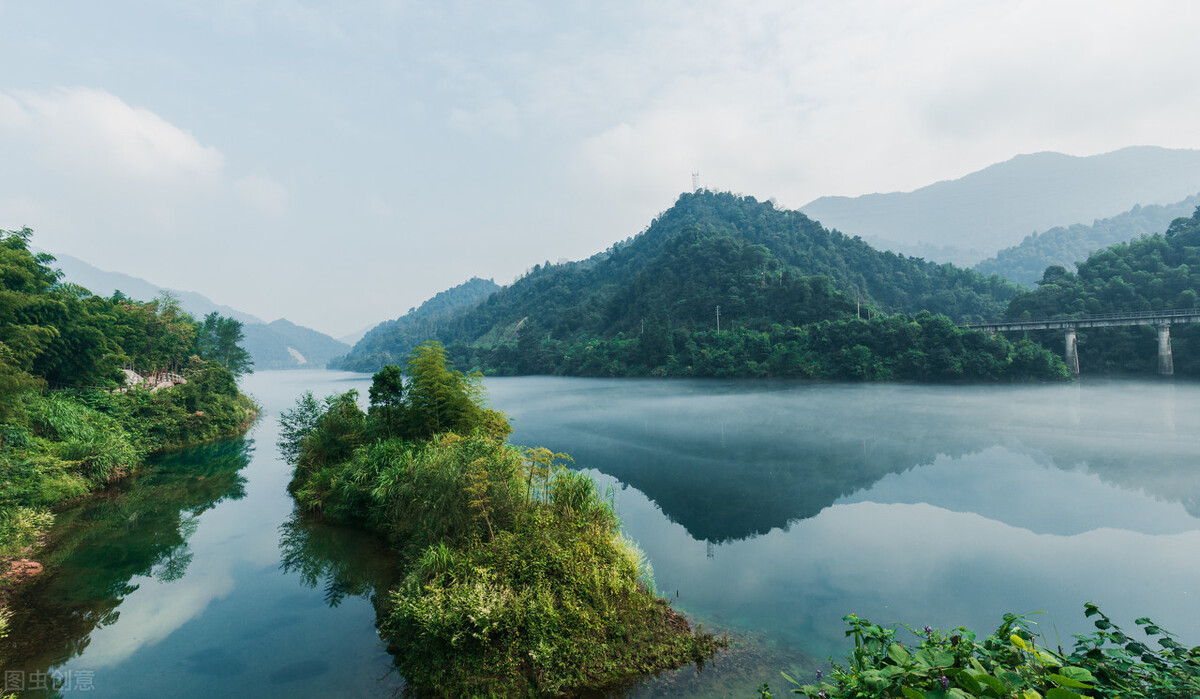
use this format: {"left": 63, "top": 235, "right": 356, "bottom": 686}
{"left": 774, "top": 604, "right": 1200, "bottom": 699}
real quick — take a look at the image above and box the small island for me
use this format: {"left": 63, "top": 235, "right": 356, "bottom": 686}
{"left": 280, "top": 340, "right": 721, "bottom": 696}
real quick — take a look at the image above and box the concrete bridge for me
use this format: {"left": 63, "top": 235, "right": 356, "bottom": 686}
{"left": 967, "top": 309, "right": 1200, "bottom": 376}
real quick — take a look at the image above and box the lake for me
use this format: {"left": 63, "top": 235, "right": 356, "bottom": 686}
{"left": 4, "top": 371, "right": 1200, "bottom": 697}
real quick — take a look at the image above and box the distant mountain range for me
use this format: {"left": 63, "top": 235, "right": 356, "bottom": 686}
{"left": 974, "top": 193, "right": 1200, "bottom": 287}
{"left": 46, "top": 252, "right": 349, "bottom": 370}
{"left": 800, "top": 146, "right": 1200, "bottom": 266}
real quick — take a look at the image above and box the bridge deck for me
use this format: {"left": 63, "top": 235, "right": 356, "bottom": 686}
{"left": 968, "top": 309, "right": 1200, "bottom": 333}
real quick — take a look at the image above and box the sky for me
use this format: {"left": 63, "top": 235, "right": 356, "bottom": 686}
{"left": 3, "top": 1, "right": 1200, "bottom": 338}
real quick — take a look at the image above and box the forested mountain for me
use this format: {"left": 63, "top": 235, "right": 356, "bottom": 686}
{"left": 330, "top": 277, "right": 499, "bottom": 371}
{"left": 801, "top": 146, "right": 1200, "bottom": 266}
{"left": 975, "top": 194, "right": 1200, "bottom": 286}
{"left": 1005, "top": 206, "right": 1200, "bottom": 375}
{"left": 342, "top": 191, "right": 1064, "bottom": 381}
{"left": 45, "top": 250, "right": 348, "bottom": 370}
{"left": 443, "top": 190, "right": 1015, "bottom": 338}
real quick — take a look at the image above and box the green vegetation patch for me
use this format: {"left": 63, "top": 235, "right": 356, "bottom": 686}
{"left": 0, "top": 227, "right": 258, "bottom": 568}
{"left": 766, "top": 604, "right": 1200, "bottom": 699}
{"left": 282, "top": 341, "right": 721, "bottom": 696}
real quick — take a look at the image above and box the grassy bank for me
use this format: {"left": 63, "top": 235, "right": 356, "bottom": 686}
{"left": 0, "top": 367, "right": 257, "bottom": 571}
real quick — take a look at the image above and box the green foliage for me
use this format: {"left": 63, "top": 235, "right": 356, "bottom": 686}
{"left": 783, "top": 606, "right": 1200, "bottom": 698}
{"left": 277, "top": 390, "right": 323, "bottom": 465}
{"left": 193, "top": 311, "right": 253, "bottom": 377}
{"left": 1005, "top": 205, "right": 1200, "bottom": 375}
{"left": 0, "top": 227, "right": 254, "bottom": 384}
{"left": 450, "top": 312, "right": 1068, "bottom": 381}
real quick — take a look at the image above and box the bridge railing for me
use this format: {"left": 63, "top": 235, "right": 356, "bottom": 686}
{"left": 967, "top": 308, "right": 1200, "bottom": 329}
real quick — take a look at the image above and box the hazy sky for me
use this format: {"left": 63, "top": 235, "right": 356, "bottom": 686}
{"left": 3, "top": 1, "right": 1200, "bottom": 337}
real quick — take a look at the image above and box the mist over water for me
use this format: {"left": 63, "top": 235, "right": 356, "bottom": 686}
{"left": 486, "top": 377, "right": 1200, "bottom": 681}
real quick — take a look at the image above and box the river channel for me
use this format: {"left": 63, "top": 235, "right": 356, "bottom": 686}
{"left": 4, "top": 371, "right": 1200, "bottom": 697}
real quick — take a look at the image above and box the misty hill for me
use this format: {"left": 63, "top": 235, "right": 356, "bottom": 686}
{"left": 46, "top": 250, "right": 348, "bottom": 370}
{"left": 242, "top": 319, "right": 351, "bottom": 370}
{"left": 49, "top": 252, "right": 265, "bottom": 325}
{"left": 331, "top": 277, "right": 500, "bottom": 371}
{"left": 800, "top": 146, "right": 1200, "bottom": 266}
{"left": 974, "top": 193, "right": 1200, "bottom": 287}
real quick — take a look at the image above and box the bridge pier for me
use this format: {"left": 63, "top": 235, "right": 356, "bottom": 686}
{"left": 1064, "top": 327, "right": 1080, "bottom": 376}
{"left": 1158, "top": 324, "right": 1174, "bottom": 377}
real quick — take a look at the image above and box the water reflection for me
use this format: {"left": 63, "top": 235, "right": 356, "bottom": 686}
{"left": 487, "top": 378, "right": 1200, "bottom": 543}
{"left": 1, "top": 439, "right": 252, "bottom": 683}
{"left": 277, "top": 510, "right": 399, "bottom": 610}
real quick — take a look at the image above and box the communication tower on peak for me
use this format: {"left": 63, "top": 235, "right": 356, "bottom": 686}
{"left": 691, "top": 170, "right": 701, "bottom": 192}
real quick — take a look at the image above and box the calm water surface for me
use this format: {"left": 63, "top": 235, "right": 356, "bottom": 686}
{"left": 5, "top": 372, "right": 1199, "bottom": 697}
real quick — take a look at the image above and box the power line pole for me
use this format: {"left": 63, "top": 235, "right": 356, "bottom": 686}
{"left": 716, "top": 305, "right": 721, "bottom": 334}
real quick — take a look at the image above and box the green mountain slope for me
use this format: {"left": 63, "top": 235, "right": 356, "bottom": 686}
{"left": 341, "top": 191, "right": 1064, "bottom": 381}
{"left": 975, "top": 193, "right": 1200, "bottom": 286}
{"left": 439, "top": 190, "right": 1017, "bottom": 342}
{"left": 801, "top": 146, "right": 1200, "bottom": 265}
{"left": 331, "top": 277, "right": 500, "bottom": 371}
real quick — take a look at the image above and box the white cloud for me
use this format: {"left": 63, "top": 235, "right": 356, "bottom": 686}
{"left": 569, "top": 0, "right": 1200, "bottom": 204}
{"left": 1, "top": 87, "right": 223, "bottom": 186}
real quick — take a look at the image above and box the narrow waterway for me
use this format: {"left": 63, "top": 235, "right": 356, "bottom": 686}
{"left": 4, "top": 372, "right": 1200, "bottom": 697}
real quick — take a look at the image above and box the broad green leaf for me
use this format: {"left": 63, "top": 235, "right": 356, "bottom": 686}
{"left": 861, "top": 670, "right": 888, "bottom": 691}
{"left": 953, "top": 671, "right": 982, "bottom": 695}
{"left": 901, "top": 688, "right": 924, "bottom": 699}
{"left": 971, "top": 671, "right": 1007, "bottom": 695}
{"left": 1048, "top": 673, "right": 1092, "bottom": 689}
{"left": 1045, "top": 689, "right": 1080, "bottom": 699}
{"left": 1057, "top": 666, "right": 1094, "bottom": 684}
{"left": 888, "top": 643, "right": 912, "bottom": 665}
{"left": 1011, "top": 634, "right": 1029, "bottom": 651}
